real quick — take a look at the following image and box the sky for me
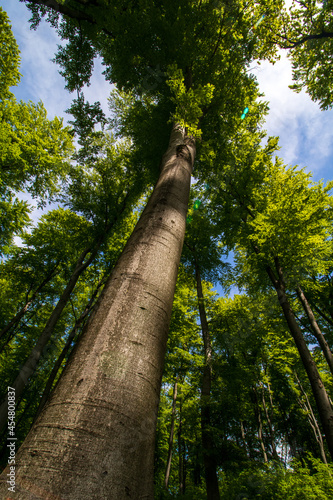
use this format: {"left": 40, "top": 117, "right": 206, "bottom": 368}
{"left": 2, "top": 0, "right": 333, "bottom": 222}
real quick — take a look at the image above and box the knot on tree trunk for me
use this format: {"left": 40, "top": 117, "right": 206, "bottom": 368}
{"left": 176, "top": 144, "right": 192, "bottom": 163}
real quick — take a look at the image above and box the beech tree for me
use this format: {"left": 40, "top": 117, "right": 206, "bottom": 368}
{"left": 0, "top": 1, "right": 281, "bottom": 497}
{"left": 1, "top": 1, "right": 333, "bottom": 498}
{"left": 181, "top": 191, "right": 226, "bottom": 499}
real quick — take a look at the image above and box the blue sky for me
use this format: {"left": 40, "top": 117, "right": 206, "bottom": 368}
{"left": 2, "top": 0, "right": 333, "bottom": 226}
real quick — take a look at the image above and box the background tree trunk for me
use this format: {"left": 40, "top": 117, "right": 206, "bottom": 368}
{"left": 295, "top": 372, "right": 328, "bottom": 464}
{"left": 266, "top": 263, "right": 333, "bottom": 461}
{"left": 260, "top": 382, "right": 279, "bottom": 460}
{"left": 0, "top": 264, "right": 58, "bottom": 343}
{"left": 0, "top": 124, "right": 195, "bottom": 499}
{"left": 164, "top": 377, "right": 178, "bottom": 490}
{"left": 33, "top": 277, "right": 107, "bottom": 423}
{"left": 296, "top": 286, "right": 333, "bottom": 376}
{"left": 195, "top": 262, "right": 220, "bottom": 500}
{"left": 253, "top": 386, "right": 268, "bottom": 463}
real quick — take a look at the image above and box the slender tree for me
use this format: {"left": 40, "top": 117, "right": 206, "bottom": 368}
{"left": 164, "top": 376, "right": 178, "bottom": 490}
{"left": 195, "top": 262, "right": 221, "bottom": 500}
{"left": 294, "top": 371, "right": 328, "bottom": 465}
{"left": 296, "top": 285, "right": 333, "bottom": 376}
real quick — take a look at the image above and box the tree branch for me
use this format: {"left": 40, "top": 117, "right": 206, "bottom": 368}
{"left": 278, "top": 30, "right": 333, "bottom": 49}
{"left": 25, "top": 0, "right": 115, "bottom": 37}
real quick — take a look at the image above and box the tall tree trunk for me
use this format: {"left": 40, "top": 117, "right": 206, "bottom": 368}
{"left": 294, "top": 372, "right": 328, "bottom": 464}
{"left": 265, "top": 260, "right": 333, "bottom": 460}
{"left": 296, "top": 286, "right": 333, "bottom": 376}
{"left": 178, "top": 398, "right": 185, "bottom": 496}
{"left": 310, "top": 301, "right": 333, "bottom": 328}
{"left": 253, "top": 386, "right": 268, "bottom": 463}
{"left": 164, "top": 377, "right": 178, "bottom": 490}
{"left": 195, "top": 262, "right": 220, "bottom": 500}
{"left": 0, "top": 124, "right": 195, "bottom": 499}
{"left": 0, "top": 263, "right": 58, "bottom": 345}
{"left": 260, "top": 382, "right": 279, "bottom": 461}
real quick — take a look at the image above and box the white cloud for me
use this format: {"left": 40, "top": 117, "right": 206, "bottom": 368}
{"left": 82, "top": 58, "right": 114, "bottom": 117}
{"left": 3, "top": 1, "right": 70, "bottom": 118}
{"left": 2, "top": 0, "right": 112, "bottom": 122}
{"left": 252, "top": 51, "right": 333, "bottom": 179}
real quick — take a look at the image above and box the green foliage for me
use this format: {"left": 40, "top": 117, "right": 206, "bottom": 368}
{"left": 183, "top": 184, "right": 226, "bottom": 283}
{"left": 0, "top": 99, "right": 74, "bottom": 202}
{"left": 219, "top": 457, "right": 333, "bottom": 500}
{"left": 66, "top": 93, "right": 107, "bottom": 165}
{"left": 0, "top": 7, "right": 21, "bottom": 98}
{"left": 166, "top": 64, "right": 214, "bottom": 138}
{"left": 234, "top": 162, "right": 333, "bottom": 292}
{"left": 0, "top": 196, "right": 31, "bottom": 256}
{"left": 108, "top": 87, "right": 173, "bottom": 183}
{"left": 280, "top": 0, "right": 333, "bottom": 109}
{"left": 0, "top": 8, "right": 74, "bottom": 254}
{"left": 53, "top": 22, "right": 97, "bottom": 92}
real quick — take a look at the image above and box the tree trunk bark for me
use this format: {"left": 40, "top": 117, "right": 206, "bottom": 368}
{"left": 195, "top": 262, "right": 220, "bottom": 500}
{"left": 296, "top": 286, "right": 333, "bottom": 377}
{"left": 266, "top": 262, "right": 333, "bottom": 461}
{"left": 0, "top": 124, "right": 195, "bottom": 499}
{"left": 164, "top": 377, "right": 178, "bottom": 490}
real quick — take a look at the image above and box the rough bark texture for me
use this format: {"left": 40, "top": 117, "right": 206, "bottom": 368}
{"left": 195, "top": 263, "right": 220, "bottom": 500}
{"left": 266, "top": 263, "right": 333, "bottom": 461}
{"left": 164, "top": 377, "right": 178, "bottom": 490}
{"left": 296, "top": 286, "right": 333, "bottom": 377}
{"left": 0, "top": 124, "right": 195, "bottom": 499}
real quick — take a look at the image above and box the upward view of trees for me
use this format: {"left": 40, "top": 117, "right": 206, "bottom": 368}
{"left": 0, "top": 0, "right": 333, "bottom": 498}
